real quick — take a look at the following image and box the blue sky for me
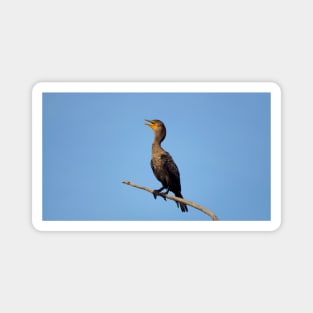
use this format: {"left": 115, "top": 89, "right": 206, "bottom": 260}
{"left": 42, "top": 92, "right": 271, "bottom": 221}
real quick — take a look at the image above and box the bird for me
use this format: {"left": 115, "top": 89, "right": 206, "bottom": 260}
{"left": 145, "top": 119, "right": 188, "bottom": 212}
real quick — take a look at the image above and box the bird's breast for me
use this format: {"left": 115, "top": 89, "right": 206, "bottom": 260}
{"left": 151, "top": 155, "right": 163, "bottom": 169}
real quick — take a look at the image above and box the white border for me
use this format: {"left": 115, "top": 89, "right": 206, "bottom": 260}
{"left": 32, "top": 82, "right": 281, "bottom": 231}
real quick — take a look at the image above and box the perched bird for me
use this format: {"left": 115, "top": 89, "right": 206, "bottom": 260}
{"left": 145, "top": 119, "right": 188, "bottom": 212}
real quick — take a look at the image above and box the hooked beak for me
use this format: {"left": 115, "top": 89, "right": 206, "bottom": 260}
{"left": 144, "top": 119, "right": 155, "bottom": 129}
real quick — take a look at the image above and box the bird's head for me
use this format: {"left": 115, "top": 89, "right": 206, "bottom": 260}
{"left": 144, "top": 119, "right": 165, "bottom": 130}
{"left": 145, "top": 119, "right": 167, "bottom": 143}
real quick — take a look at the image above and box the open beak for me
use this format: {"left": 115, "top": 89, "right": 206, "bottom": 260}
{"left": 145, "top": 119, "right": 155, "bottom": 129}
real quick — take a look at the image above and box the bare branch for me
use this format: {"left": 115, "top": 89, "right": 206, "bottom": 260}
{"left": 122, "top": 180, "right": 219, "bottom": 221}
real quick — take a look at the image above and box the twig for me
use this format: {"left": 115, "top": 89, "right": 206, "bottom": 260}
{"left": 122, "top": 180, "right": 219, "bottom": 221}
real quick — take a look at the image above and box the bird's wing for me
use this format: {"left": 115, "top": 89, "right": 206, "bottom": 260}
{"left": 161, "top": 153, "right": 181, "bottom": 190}
{"left": 150, "top": 159, "right": 156, "bottom": 176}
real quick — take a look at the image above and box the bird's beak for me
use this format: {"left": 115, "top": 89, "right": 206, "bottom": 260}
{"left": 145, "top": 119, "right": 155, "bottom": 129}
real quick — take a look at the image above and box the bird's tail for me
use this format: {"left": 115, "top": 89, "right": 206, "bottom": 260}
{"left": 175, "top": 192, "right": 188, "bottom": 212}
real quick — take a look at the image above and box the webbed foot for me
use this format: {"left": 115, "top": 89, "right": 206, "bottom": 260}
{"left": 152, "top": 190, "right": 167, "bottom": 201}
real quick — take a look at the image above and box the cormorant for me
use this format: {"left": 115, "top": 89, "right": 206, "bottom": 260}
{"left": 145, "top": 119, "right": 188, "bottom": 212}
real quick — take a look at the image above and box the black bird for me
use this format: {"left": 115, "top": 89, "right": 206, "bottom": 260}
{"left": 145, "top": 119, "right": 188, "bottom": 212}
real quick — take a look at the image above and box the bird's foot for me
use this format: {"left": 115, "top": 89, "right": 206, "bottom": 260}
{"left": 152, "top": 190, "right": 158, "bottom": 199}
{"left": 159, "top": 193, "right": 167, "bottom": 201}
{"left": 152, "top": 190, "right": 167, "bottom": 201}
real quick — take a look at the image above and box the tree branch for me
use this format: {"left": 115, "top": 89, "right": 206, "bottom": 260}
{"left": 122, "top": 180, "right": 219, "bottom": 221}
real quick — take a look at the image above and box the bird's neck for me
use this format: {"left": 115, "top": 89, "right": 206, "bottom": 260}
{"left": 152, "top": 129, "right": 166, "bottom": 153}
{"left": 152, "top": 141, "right": 162, "bottom": 153}
{"left": 153, "top": 131, "right": 165, "bottom": 145}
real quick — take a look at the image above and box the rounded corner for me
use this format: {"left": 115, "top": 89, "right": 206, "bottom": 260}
{"left": 32, "top": 82, "right": 45, "bottom": 95}
{"left": 269, "top": 81, "right": 282, "bottom": 95}
{"left": 32, "top": 219, "right": 44, "bottom": 232}
{"left": 270, "top": 218, "right": 282, "bottom": 232}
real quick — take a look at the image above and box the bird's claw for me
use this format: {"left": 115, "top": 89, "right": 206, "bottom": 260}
{"left": 160, "top": 193, "right": 167, "bottom": 201}
{"left": 152, "top": 190, "right": 167, "bottom": 201}
{"left": 152, "top": 190, "right": 158, "bottom": 199}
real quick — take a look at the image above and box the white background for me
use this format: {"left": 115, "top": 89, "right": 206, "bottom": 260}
{"left": 0, "top": 1, "right": 312, "bottom": 312}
